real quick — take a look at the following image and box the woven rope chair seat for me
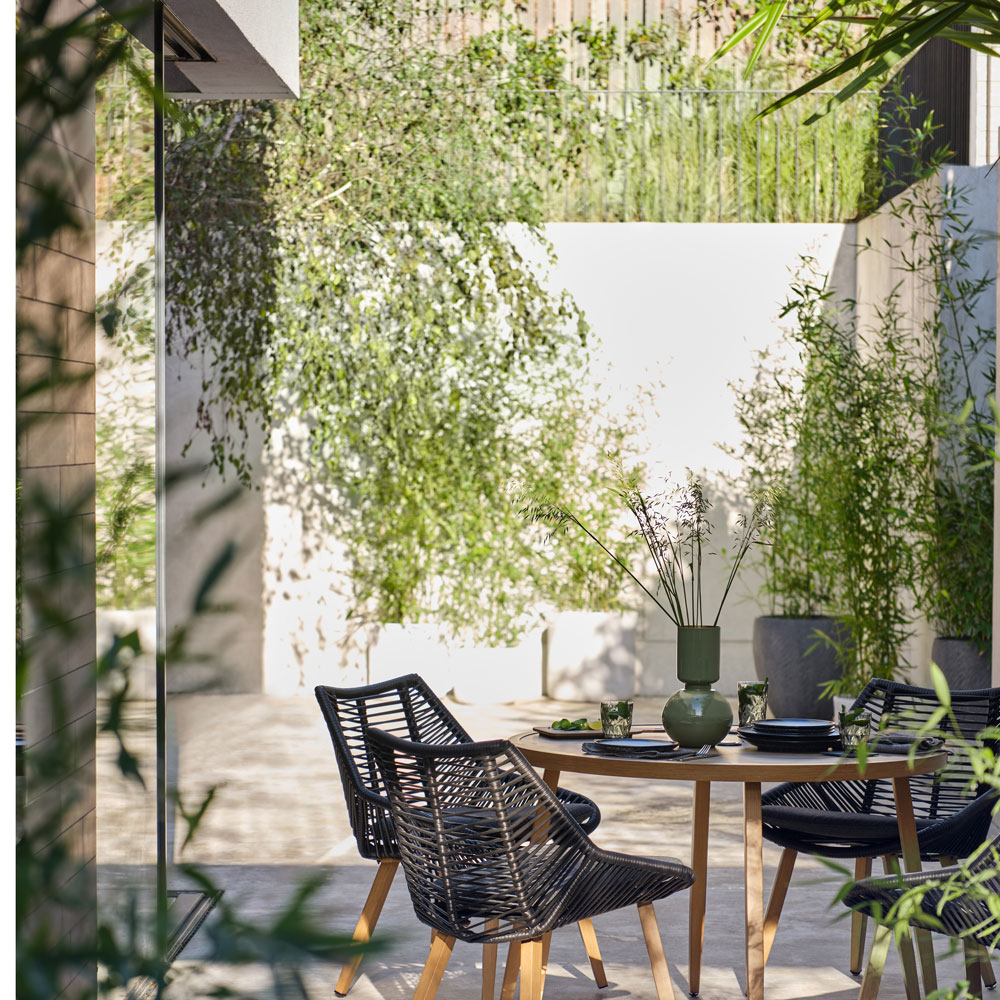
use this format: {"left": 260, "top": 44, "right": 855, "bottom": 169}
{"left": 370, "top": 728, "right": 695, "bottom": 946}
{"left": 315, "top": 674, "right": 602, "bottom": 861}
{"left": 314, "top": 674, "right": 607, "bottom": 997}
{"left": 844, "top": 836, "right": 1000, "bottom": 949}
{"left": 760, "top": 679, "right": 1000, "bottom": 861}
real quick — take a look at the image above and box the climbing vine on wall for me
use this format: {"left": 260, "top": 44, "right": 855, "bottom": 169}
{"left": 165, "top": 0, "right": 648, "bottom": 643}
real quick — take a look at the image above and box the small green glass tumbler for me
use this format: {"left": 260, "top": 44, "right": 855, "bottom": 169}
{"left": 839, "top": 708, "right": 872, "bottom": 751}
{"left": 737, "top": 680, "right": 769, "bottom": 728}
{"left": 600, "top": 699, "right": 634, "bottom": 739}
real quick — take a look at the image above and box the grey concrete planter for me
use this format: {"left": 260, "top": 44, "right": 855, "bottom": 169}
{"left": 752, "top": 616, "right": 843, "bottom": 720}
{"left": 931, "top": 637, "right": 992, "bottom": 691}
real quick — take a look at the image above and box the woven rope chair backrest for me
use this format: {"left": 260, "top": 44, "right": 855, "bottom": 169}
{"left": 315, "top": 674, "right": 473, "bottom": 859}
{"left": 922, "top": 835, "right": 1000, "bottom": 946}
{"left": 369, "top": 728, "right": 592, "bottom": 944}
{"left": 851, "top": 679, "right": 1000, "bottom": 820}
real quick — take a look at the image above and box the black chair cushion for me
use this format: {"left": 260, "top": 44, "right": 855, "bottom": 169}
{"left": 762, "top": 805, "right": 939, "bottom": 843}
{"left": 563, "top": 798, "right": 599, "bottom": 832}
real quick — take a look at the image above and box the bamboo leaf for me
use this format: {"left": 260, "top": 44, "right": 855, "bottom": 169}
{"left": 710, "top": 5, "right": 774, "bottom": 64}
{"left": 745, "top": 1, "right": 790, "bottom": 78}
{"left": 930, "top": 663, "right": 952, "bottom": 709}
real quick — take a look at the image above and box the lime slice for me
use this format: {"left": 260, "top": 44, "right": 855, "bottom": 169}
{"left": 588, "top": 719, "right": 602, "bottom": 730}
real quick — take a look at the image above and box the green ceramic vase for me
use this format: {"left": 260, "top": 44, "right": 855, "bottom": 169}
{"left": 661, "top": 626, "right": 733, "bottom": 748}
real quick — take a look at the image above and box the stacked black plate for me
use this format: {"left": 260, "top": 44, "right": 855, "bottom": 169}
{"left": 738, "top": 718, "right": 841, "bottom": 753}
{"left": 581, "top": 738, "right": 680, "bottom": 759}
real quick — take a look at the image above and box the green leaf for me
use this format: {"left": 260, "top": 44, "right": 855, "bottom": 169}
{"left": 745, "top": 1, "right": 790, "bottom": 78}
{"left": 930, "top": 663, "right": 952, "bottom": 709}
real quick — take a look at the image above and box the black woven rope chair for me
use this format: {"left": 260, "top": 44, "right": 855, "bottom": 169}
{"left": 369, "top": 727, "right": 695, "bottom": 1000}
{"left": 314, "top": 673, "right": 604, "bottom": 996}
{"left": 758, "top": 679, "right": 1000, "bottom": 982}
{"left": 844, "top": 834, "right": 1000, "bottom": 1000}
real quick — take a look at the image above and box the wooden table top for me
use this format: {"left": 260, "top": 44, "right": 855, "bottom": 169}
{"left": 509, "top": 732, "right": 948, "bottom": 783}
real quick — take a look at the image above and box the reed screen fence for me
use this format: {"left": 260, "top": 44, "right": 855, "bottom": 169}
{"left": 489, "top": 87, "right": 879, "bottom": 223}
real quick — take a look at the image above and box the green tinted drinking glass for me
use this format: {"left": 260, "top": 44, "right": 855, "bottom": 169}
{"left": 738, "top": 680, "right": 769, "bottom": 727}
{"left": 600, "top": 699, "right": 633, "bottom": 738}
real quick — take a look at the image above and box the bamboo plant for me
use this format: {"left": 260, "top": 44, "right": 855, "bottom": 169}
{"left": 522, "top": 464, "right": 775, "bottom": 627}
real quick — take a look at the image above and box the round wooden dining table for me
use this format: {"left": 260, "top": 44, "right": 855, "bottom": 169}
{"left": 510, "top": 732, "right": 948, "bottom": 1000}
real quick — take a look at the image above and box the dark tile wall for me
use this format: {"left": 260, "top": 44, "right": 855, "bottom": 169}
{"left": 17, "top": 2, "right": 98, "bottom": 996}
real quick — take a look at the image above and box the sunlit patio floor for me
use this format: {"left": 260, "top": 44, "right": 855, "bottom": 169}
{"left": 98, "top": 691, "right": 988, "bottom": 999}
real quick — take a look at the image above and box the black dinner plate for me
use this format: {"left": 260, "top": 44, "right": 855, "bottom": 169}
{"left": 595, "top": 738, "right": 678, "bottom": 752}
{"left": 751, "top": 718, "right": 838, "bottom": 733}
{"left": 533, "top": 726, "right": 600, "bottom": 739}
{"left": 738, "top": 727, "right": 841, "bottom": 753}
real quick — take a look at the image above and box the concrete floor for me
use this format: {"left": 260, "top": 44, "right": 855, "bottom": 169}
{"left": 97, "top": 692, "right": 980, "bottom": 999}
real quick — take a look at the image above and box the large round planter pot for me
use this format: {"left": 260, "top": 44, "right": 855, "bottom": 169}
{"left": 662, "top": 626, "right": 733, "bottom": 748}
{"left": 752, "top": 616, "right": 843, "bottom": 721}
{"left": 931, "top": 637, "right": 991, "bottom": 691}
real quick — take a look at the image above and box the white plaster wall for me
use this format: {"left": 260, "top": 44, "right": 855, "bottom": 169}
{"left": 971, "top": 53, "right": 1000, "bottom": 167}
{"left": 163, "top": 347, "right": 268, "bottom": 694}
{"left": 186, "top": 202, "right": 993, "bottom": 700}
{"left": 255, "top": 222, "right": 855, "bottom": 697}
{"left": 532, "top": 223, "right": 857, "bottom": 696}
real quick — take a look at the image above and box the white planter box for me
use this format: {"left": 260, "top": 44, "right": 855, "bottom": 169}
{"left": 368, "top": 624, "right": 545, "bottom": 704}
{"left": 368, "top": 624, "right": 457, "bottom": 696}
{"left": 450, "top": 631, "right": 545, "bottom": 705}
{"left": 544, "top": 611, "right": 637, "bottom": 700}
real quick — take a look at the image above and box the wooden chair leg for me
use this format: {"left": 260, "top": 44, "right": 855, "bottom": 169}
{"left": 577, "top": 918, "right": 608, "bottom": 988}
{"left": 335, "top": 859, "right": 399, "bottom": 997}
{"left": 859, "top": 922, "right": 893, "bottom": 1000}
{"left": 850, "top": 857, "right": 874, "bottom": 974}
{"left": 982, "top": 953, "right": 997, "bottom": 990}
{"left": 482, "top": 920, "right": 499, "bottom": 1000}
{"left": 763, "top": 848, "right": 797, "bottom": 967}
{"left": 538, "top": 932, "right": 552, "bottom": 1000}
{"left": 499, "top": 941, "right": 520, "bottom": 1000}
{"left": 521, "top": 937, "right": 545, "bottom": 1000}
{"left": 414, "top": 931, "right": 456, "bottom": 1000}
{"left": 897, "top": 927, "right": 921, "bottom": 1000}
{"left": 638, "top": 902, "right": 675, "bottom": 1000}
{"left": 967, "top": 940, "right": 986, "bottom": 1000}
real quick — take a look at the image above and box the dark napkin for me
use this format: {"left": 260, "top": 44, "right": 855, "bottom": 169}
{"left": 581, "top": 742, "right": 718, "bottom": 761}
{"left": 864, "top": 731, "right": 945, "bottom": 755}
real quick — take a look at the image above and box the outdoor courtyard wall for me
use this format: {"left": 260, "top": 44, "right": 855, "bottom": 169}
{"left": 535, "top": 222, "right": 858, "bottom": 698}
{"left": 849, "top": 165, "right": 999, "bottom": 686}
{"left": 162, "top": 221, "right": 861, "bottom": 699}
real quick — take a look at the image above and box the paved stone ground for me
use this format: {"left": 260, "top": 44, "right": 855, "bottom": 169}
{"left": 98, "top": 692, "right": 979, "bottom": 999}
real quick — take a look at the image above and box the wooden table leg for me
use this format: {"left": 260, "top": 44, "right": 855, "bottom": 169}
{"left": 892, "top": 776, "right": 936, "bottom": 995}
{"left": 688, "top": 781, "right": 711, "bottom": 996}
{"left": 745, "top": 782, "right": 765, "bottom": 1000}
{"left": 532, "top": 769, "right": 562, "bottom": 844}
